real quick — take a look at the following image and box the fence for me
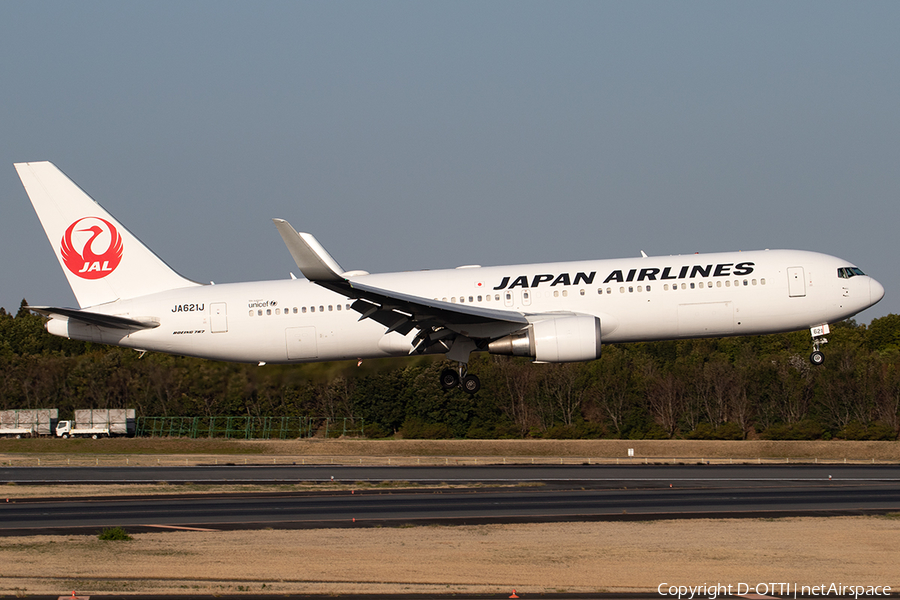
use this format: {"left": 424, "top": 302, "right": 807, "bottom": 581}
{"left": 134, "top": 416, "right": 364, "bottom": 439}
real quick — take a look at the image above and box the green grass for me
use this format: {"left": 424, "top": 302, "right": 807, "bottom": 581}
{"left": 98, "top": 527, "right": 133, "bottom": 541}
{"left": 0, "top": 437, "right": 271, "bottom": 455}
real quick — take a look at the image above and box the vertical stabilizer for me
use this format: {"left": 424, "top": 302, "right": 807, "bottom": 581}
{"left": 15, "top": 161, "right": 200, "bottom": 308}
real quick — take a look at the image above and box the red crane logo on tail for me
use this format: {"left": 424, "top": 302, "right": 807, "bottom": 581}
{"left": 60, "top": 217, "right": 123, "bottom": 279}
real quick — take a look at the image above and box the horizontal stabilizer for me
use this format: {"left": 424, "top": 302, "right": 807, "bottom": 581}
{"left": 29, "top": 306, "right": 160, "bottom": 331}
{"left": 272, "top": 219, "right": 345, "bottom": 282}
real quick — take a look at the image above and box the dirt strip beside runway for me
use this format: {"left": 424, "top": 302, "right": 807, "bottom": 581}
{"left": 1, "top": 516, "right": 898, "bottom": 595}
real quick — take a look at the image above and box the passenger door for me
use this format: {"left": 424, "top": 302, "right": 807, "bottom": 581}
{"left": 787, "top": 267, "right": 806, "bottom": 297}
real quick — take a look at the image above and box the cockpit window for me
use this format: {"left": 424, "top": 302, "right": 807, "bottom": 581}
{"left": 837, "top": 267, "right": 866, "bottom": 279}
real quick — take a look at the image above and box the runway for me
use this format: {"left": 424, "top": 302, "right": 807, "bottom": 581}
{"left": 1, "top": 464, "right": 899, "bottom": 535}
{"left": 2, "top": 463, "right": 899, "bottom": 484}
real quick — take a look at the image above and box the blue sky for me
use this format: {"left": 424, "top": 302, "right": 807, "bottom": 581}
{"left": 1, "top": 2, "right": 898, "bottom": 323}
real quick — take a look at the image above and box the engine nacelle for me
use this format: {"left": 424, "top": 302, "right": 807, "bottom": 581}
{"left": 488, "top": 315, "right": 601, "bottom": 363}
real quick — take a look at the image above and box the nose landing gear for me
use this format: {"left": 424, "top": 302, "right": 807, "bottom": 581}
{"left": 439, "top": 365, "right": 481, "bottom": 394}
{"left": 810, "top": 324, "right": 829, "bottom": 366}
{"left": 810, "top": 349, "right": 825, "bottom": 366}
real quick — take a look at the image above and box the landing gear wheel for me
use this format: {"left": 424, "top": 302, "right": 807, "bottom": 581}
{"left": 461, "top": 374, "right": 481, "bottom": 395}
{"left": 440, "top": 368, "right": 460, "bottom": 390}
{"left": 810, "top": 351, "right": 825, "bottom": 366}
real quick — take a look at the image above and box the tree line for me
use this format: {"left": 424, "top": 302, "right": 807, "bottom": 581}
{"left": 2, "top": 299, "right": 900, "bottom": 440}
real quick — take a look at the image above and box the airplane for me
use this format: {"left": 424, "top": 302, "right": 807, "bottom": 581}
{"left": 14, "top": 161, "right": 885, "bottom": 394}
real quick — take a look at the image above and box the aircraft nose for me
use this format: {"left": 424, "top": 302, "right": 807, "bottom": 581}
{"left": 870, "top": 278, "right": 885, "bottom": 305}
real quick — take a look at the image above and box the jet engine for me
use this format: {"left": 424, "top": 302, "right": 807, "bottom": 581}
{"left": 487, "top": 315, "right": 601, "bottom": 362}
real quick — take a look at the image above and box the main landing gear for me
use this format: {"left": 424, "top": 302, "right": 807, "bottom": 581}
{"left": 810, "top": 324, "right": 830, "bottom": 366}
{"left": 440, "top": 366, "right": 481, "bottom": 394}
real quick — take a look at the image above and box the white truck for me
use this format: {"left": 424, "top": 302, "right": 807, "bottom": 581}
{"left": 56, "top": 409, "right": 136, "bottom": 439}
{"left": 55, "top": 421, "right": 110, "bottom": 439}
{"left": 0, "top": 426, "right": 36, "bottom": 438}
{"left": 0, "top": 409, "right": 57, "bottom": 437}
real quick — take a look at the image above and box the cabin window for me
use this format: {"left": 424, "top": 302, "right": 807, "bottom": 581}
{"left": 328, "top": 305, "right": 333, "bottom": 311}
{"left": 477, "top": 295, "right": 482, "bottom": 302}
{"left": 249, "top": 310, "right": 254, "bottom": 317}
{"left": 451, "top": 297, "right": 456, "bottom": 303}
{"left": 336, "top": 305, "right": 341, "bottom": 311}
{"left": 725, "top": 281, "right": 730, "bottom": 287}
{"left": 598, "top": 288, "right": 603, "bottom": 295}
{"left": 562, "top": 290, "right": 568, "bottom": 297}
{"left": 646, "top": 285, "right": 652, "bottom": 291}
{"left": 468, "top": 296, "right": 473, "bottom": 302}
{"left": 319, "top": 306, "right": 324, "bottom": 312}
{"left": 743, "top": 280, "right": 749, "bottom": 286}
{"left": 580, "top": 289, "right": 585, "bottom": 296}
{"left": 761, "top": 278, "right": 766, "bottom": 285}
{"left": 717, "top": 281, "right": 722, "bottom": 288}
{"left": 275, "top": 308, "right": 281, "bottom": 315}
{"left": 302, "top": 307, "right": 307, "bottom": 313}
{"left": 628, "top": 286, "right": 633, "bottom": 293}
{"left": 257, "top": 309, "right": 263, "bottom": 316}
{"left": 637, "top": 286, "right": 642, "bottom": 292}
{"left": 554, "top": 290, "right": 559, "bottom": 297}
{"left": 311, "top": 306, "right": 315, "bottom": 312}
{"left": 620, "top": 287, "right": 625, "bottom": 293}
{"left": 266, "top": 309, "right": 271, "bottom": 315}
{"left": 752, "top": 279, "right": 757, "bottom": 286}
{"left": 495, "top": 294, "right": 501, "bottom": 301}
{"left": 664, "top": 284, "right": 669, "bottom": 291}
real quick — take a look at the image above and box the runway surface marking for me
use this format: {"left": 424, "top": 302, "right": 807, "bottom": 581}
{"left": 142, "top": 524, "right": 220, "bottom": 531}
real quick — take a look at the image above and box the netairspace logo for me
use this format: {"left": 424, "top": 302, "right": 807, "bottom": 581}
{"left": 658, "top": 583, "right": 892, "bottom": 600}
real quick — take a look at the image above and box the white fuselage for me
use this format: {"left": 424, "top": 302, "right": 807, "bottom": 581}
{"left": 52, "top": 249, "right": 883, "bottom": 364}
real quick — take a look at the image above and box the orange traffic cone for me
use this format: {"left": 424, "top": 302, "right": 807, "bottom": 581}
{"left": 510, "top": 590, "right": 519, "bottom": 598}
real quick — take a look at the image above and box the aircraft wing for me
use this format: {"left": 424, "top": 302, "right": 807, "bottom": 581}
{"left": 29, "top": 306, "right": 160, "bottom": 331}
{"left": 273, "top": 219, "right": 529, "bottom": 352}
